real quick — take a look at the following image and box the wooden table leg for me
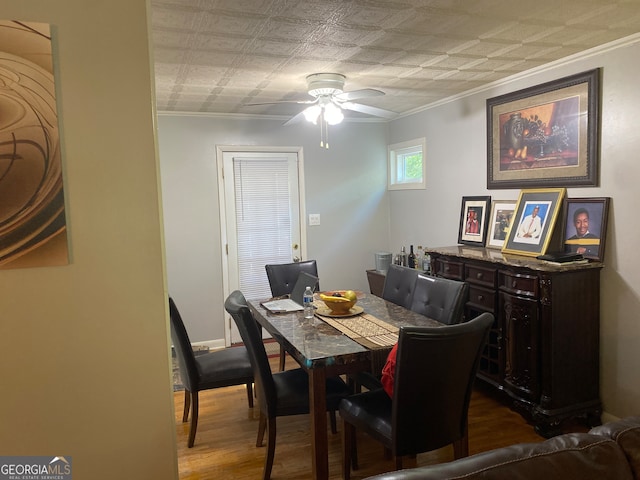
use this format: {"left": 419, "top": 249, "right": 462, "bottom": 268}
{"left": 309, "top": 367, "right": 328, "bottom": 480}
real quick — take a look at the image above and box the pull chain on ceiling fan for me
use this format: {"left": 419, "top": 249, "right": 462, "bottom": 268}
{"left": 243, "top": 73, "right": 396, "bottom": 149}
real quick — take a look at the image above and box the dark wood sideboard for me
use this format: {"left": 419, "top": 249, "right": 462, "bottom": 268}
{"left": 366, "top": 269, "right": 386, "bottom": 297}
{"left": 426, "top": 246, "right": 602, "bottom": 437}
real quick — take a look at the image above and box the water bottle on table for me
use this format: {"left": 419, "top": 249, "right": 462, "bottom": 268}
{"left": 303, "top": 286, "right": 314, "bottom": 320}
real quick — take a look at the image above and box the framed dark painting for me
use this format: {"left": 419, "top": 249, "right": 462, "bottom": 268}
{"left": 564, "top": 197, "right": 610, "bottom": 262}
{"left": 487, "top": 69, "right": 600, "bottom": 189}
{"left": 502, "top": 188, "right": 565, "bottom": 256}
{"left": 458, "top": 196, "right": 491, "bottom": 247}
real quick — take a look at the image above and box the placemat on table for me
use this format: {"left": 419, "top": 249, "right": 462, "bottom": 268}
{"left": 315, "top": 312, "right": 399, "bottom": 373}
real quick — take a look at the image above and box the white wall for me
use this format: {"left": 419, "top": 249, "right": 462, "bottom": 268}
{"left": 158, "top": 115, "right": 389, "bottom": 341}
{"left": 387, "top": 37, "right": 640, "bottom": 420}
{"left": 0, "top": 1, "right": 178, "bottom": 478}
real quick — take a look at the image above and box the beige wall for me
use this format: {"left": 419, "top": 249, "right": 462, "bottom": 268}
{"left": 0, "top": 1, "right": 177, "bottom": 478}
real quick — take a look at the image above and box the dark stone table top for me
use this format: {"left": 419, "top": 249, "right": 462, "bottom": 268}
{"left": 248, "top": 293, "right": 441, "bottom": 373}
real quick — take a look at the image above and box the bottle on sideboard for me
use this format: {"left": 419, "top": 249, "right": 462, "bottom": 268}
{"left": 408, "top": 245, "right": 416, "bottom": 269}
{"left": 398, "top": 246, "right": 407, "bottom": 266}
{"left": 416, "top": 245, "right": 424, "bottom": 269}
{"left": 422, "top": 250, "right": 431, "bottom": 272}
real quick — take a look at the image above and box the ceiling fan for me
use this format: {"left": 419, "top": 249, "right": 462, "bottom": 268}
{"left": 244, "top": 73, "right": 396, "bottom": 148}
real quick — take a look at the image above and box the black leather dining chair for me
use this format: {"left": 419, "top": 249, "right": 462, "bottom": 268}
{"left": 265, "top": 259, "right": 319, "bottom": 371}
{"left": 381, "top": 264, "right": 420, "bottom": 309}
{"left": 224, "top": 290, "right": 350, "bottom": 480}
{"left": 339, "top": 313, "right": 494, "bottom": 479}
{"left": 169, "top": 296, "right": 254, "bottom": 448}
{"left": 355, "top": 271, "right": 469, "bottom": 393}
{"left": 409, "top": 274, "right": 469, "bottom": 325}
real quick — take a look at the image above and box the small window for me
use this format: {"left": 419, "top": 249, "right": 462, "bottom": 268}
{"left": 387, "top": 138, "right": 426, "bottom": 190}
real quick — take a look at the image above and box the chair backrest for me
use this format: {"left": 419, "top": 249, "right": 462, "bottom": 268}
{"left": 381, "top": 264, "right": 419, "bottom": 309}
{"left": 265, "top": 260, "right": 319, "bottom": 297}
{"left": 224, "top": 290, "right": 277, "bottom": 417}
{"left": 391, "top": 312, "right": 493, "bottom": 456}
{"left": 168, "top": 297, "right": 199, "bottom": 391}
{"left": 410, "top": 274, "right": 469, "bottom": 325}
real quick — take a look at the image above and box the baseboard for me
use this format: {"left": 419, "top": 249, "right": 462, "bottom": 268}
{"left": 172, "top": 337, "right": 280, "bottom": 358}
{"left": 191, "top": 339, "right": 225, "bottom": 351}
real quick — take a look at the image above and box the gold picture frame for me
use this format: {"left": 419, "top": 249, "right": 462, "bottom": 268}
{"left": 502, "top": 188, "right": 566, "bottom": 257}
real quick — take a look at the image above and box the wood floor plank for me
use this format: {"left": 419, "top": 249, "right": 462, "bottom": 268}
{"left": 173, "top": 357, "right": 586, "bottom": 479}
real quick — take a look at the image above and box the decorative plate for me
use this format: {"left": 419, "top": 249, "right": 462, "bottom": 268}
{"left": 315, "top": 305, "right": 364, "bottom": 318}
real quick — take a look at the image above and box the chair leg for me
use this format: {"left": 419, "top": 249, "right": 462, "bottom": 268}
{"left": 347, "top": 374, "right": 362, "bottom": 394}
{"left": 257, "top": 412, "right": 267, "bottom": 447}
{"left": 342, "top": 419, "right": 355, "bottom": 480}
{"left": 263, "top": 417, "right": 277, "bottom": 480}
{"left": 351, "top": 424, "right": 359, "bottom": 471}
{"left": 329, "top": 411, "right": 338, "bottom": 434}
{"left": 182, "top": 389, "right": 191, "bottom": 422}
{"left": 383, "top": 446, "right": 391, "bottom": 459}
{"left": 246, "top": 382, "right": 254, "bottom": 408}
{"left": 453, "top": 431, "right": 469, "bottom": 459}
{"left": 279, "top": 345, "right": 286, "bottom": 371}
{"left": 187, "top": 391, "right": 199, "bottom": 448}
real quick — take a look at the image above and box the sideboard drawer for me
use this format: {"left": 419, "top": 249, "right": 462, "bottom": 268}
{"left": 499, "top": 270, "right": 538, "bottom": 298}
{"left": 435, "top": 258, "right": 464, "bottom": 280}
{"left": 465, "top": 264, "right": 497, "bottom": 288}
{"left": 467, "top": 285, "right": 496, "bottom": 312}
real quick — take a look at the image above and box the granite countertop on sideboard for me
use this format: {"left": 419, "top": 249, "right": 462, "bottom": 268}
{"left": 426, "top": 245, "right": 603, "bottom": 272}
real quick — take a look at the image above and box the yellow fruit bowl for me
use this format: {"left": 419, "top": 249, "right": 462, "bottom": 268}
{"left": 319, "top": 291, "right": 358, "bottom": 314}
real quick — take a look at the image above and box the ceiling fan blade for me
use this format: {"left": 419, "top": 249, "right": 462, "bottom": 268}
{"left": 283, "top": 110, "right": 308, "bottom": 126}
{"left": 334, "top": 88, "right": 385, "bottom": 101}
{"left": 243, "top": 99, "right": 316, "bottom": 107}
{"left": 342, "top": 102, "right": 396, "bottom": 119}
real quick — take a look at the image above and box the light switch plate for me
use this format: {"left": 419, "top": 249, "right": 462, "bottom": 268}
{"left": 309, "top": 214, "right": 320, "bottom": 226}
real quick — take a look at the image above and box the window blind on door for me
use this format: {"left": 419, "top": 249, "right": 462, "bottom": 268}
{"left": 233, "top": 157, "right": 293, "bottom": 300}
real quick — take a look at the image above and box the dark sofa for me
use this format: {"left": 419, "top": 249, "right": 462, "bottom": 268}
{"left": 365, "top": 416, "right": 640, "bottom": 480}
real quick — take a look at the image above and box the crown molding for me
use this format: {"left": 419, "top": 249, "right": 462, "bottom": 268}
{"left": 396, "top": 32, "right": 640, "bottom": 119}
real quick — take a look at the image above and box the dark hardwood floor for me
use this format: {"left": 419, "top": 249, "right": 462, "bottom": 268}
{"left": 173, "top": 356, "right": 587, "bottom": 479}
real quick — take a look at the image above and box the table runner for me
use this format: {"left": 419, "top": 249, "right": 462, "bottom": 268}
{"left": 315, "top": 311, "right": 399, "bottom": 373}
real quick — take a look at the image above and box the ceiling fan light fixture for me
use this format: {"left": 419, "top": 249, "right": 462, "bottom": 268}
{"left": 303, "top": 104, "right": 321, "bottom": 124}
{"left": 308, "top": 86, "right": 343, "bottom": 97}
{"left": 294, "top": 72, "right": 391, "bottom": 148}
{"left": 306, "top": 73, "right": 346, "bottom": 98}
{"left": 324, "top": 102, "right": 344, "bottom": 125}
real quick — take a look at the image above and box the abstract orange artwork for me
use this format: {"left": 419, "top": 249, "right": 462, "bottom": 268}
{"left": 0, "top": 20, "right": 68, "bottom": 269}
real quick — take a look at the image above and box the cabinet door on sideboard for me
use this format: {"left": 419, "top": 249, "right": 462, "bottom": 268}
{"left": 500, "top": 289, "right": 540, "bottom": 403}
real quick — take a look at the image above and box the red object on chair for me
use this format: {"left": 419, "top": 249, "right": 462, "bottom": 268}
{"left": 381, "top": 343, "right": 397, "bottom": 397}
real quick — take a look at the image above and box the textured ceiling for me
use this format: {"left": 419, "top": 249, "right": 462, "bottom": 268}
{"left": 151, "top": 0, "right": 640, "bottom": 121}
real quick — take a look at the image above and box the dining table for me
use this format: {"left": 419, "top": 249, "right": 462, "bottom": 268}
{"left": 248, "top": 292, "right": 444, "bottom": 480}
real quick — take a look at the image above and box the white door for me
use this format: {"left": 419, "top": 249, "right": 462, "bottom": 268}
{"left": 218, "top": 146, "right": 306, "bottom": 344}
